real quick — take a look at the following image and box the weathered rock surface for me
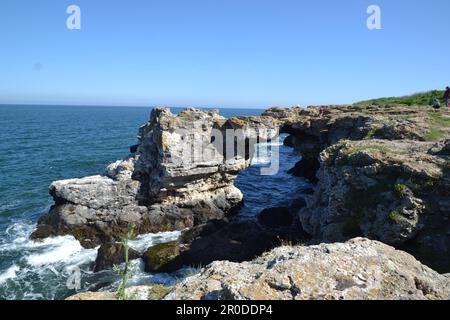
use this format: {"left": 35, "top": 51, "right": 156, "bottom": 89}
{"left": 93, "top": 242, "right": 141, "bottom": 273}
{"left": 167, "top": 238, "right": 450, "bottom": 300}
{"left": 273, "top": 105, "right": 450, "bottom": 182}
{"left": 298, "top": 139, "right": 450, "bottom": 272}
{"left": 66, "top": 285, "right": 171, "bottom": 300}
{"left": 31, "top": 108, "right": 279, "bottom": 247}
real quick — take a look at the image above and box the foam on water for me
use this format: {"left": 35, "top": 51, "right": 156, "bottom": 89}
{"left": 0, "top": 220, "right": 186, "bottom": 299}
{"left": 0, "top": 265, "right": 20, "bottom": 284}
{"left": 129, "top": 231, "right": 181, "bottom": 253}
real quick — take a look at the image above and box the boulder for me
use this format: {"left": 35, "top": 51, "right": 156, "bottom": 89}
{"left": 167, "top": 238, "right": 450, "bottom": 300}
{"left": 143, "top": 241, "right": 182, "bottom": 273}
{"left": 93, "top": 243, "right": 141, "bottom": 272}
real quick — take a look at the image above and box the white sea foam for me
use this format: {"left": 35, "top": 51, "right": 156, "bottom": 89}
{"left": 129, "top": 231, "right": 181, "bottom": 253}
{"left": 26, "top": 236, "right": 97, "bottom": 266}
{"left": 0, "top": 265, "right": 20, "bottom": 283}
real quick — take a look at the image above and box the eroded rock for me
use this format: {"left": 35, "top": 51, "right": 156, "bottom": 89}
{"left": 298, "top": 139, "right": 450, "bottom": 271}
{"left": 167, "top": 238, "right": 450, "bottom": 300}
{"left": 31, "top": 108, "right": 278, "bottom": 247}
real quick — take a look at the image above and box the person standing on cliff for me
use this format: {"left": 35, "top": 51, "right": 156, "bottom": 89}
{"left": 444, "top": 86, "right": 450, "bottom": 108}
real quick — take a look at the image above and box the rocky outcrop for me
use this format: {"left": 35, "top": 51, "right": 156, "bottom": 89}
{"left": 298, "top": 139, "right": 450, "bottom": 272}
{"left": 30, "top": 104, "right": 450, "bottom": 277}
{"left": 93, "top": 243, "right": 141, "bottom": 272}
{"left": 167, "top": 238, "right": 450, "bottom": 300}
{"left": 31, "top": 108, "right": 280, "bottom": 247}
{"left": 274, "top": 105, "right": 450, "bottom": 182}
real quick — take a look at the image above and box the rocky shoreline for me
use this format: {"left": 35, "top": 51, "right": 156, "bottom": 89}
{"left": 30, "top": 104, "right": 450, "bottom": 300}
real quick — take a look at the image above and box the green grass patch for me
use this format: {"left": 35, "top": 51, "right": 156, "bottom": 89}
{"left": 388, "top": 210, "right": 403, "bottom": 224}
{"left": 354, "top": 90, "right": 445, "bottom": 107}
{"left": 425, "top": 112, "right": 450, "bottom": 141}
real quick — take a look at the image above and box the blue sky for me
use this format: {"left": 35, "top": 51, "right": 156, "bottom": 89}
{"left": 1, "top": 0, "right": 449, "bottom": 108}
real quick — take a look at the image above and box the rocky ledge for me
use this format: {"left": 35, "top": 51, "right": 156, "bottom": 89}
{"left": 167, "top": 238, "right": 450, "bottom": 300}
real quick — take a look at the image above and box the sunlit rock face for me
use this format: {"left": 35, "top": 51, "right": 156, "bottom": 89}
{"left": 31, "top": 108, "right": 279, "bottom": 248}
{"left": 167, "top": 238, "right": 450, "bottom": 300}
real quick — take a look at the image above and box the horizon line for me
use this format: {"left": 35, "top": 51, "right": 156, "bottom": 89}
{"left": 0, "top": 102, "right": 273, "bottom": 110}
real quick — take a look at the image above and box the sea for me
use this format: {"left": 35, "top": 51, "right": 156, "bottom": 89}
{"left": 0, "top": 105, "right": 310, "bottom": 300}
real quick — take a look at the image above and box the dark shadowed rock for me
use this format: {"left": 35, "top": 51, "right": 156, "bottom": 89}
{"left": 94, "top": 243, "right": 141, "bottom": 272}
{"left": 258, "top": 207, "right": 293, "bottom": 228}
{"left": 172, "top": 219, "right": 309, "bottom": 269}
{"left": 287, "top": 158, "right": 320, "bottom": 183}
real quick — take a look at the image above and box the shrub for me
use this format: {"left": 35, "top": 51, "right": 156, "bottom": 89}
{"left": 393, "top": 183, "right": 408, "bottom": 198}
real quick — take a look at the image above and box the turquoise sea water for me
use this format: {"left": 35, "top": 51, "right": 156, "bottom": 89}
{"left": 0, "top": 105, "right": 308, "bottom": 300}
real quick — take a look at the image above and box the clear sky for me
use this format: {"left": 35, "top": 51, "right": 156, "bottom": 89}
{"left": 1, "top": 0, "right": 449, "bottom": 108}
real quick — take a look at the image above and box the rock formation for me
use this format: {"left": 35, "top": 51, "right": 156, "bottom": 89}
{"left": 31, "top": 108, "right": 278, "bottom": 248}
{"left": 30, "top": 102, "right": 450, "bottom": 301}
{"left": 167, "top": 238, "right": 450, "bottom": 300}
{"left": 298, "top": 139, "right": 450, "bottom": 271}
{"left": 271, "top": 105, "right": 450, "bottom": 272}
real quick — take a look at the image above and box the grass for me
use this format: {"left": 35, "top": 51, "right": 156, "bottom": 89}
{"left": 347, "top": 144, "right": 390, "bottom": 154}
{"left": 424, "top": 112, "right": 450, "bottom": 141}
{"left": 389, "top": 210, "right": 403, "bottom": 223}
{"left": 364, "top": 129, "right": 378, "bottom": 140}
{"left": 354, "top": 90, "right": 445, "bottom": 107}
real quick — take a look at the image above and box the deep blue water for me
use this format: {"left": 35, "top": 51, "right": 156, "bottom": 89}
{"left": 0, "top": 105, "right": 308, "bottom": 300}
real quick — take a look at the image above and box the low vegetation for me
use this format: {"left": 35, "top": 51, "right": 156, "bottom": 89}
{"left": 394, "top": 183, "right": 408, "bottom": 198}
{"left": 424, "top": 112, "right": 450, "bottom": 141}
{"left": 354, "top": 90, "right": 445, "bottom": 107}
{"left": 389, "top": 210, "right": 403, "bottom": 223}
{"left": 114, "top": 224, "right": 137, "bottom": 300}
